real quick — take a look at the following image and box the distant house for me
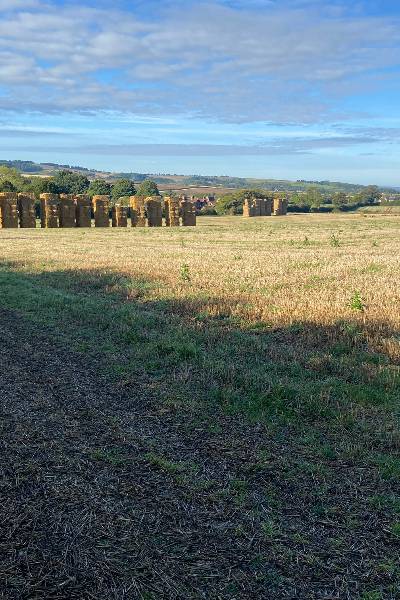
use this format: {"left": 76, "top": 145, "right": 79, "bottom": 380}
{"left": 191, "top": 195, "right": 216, "bottom": 212}
{"left": 381, "top": 193, "right": 400, "bottom": 203}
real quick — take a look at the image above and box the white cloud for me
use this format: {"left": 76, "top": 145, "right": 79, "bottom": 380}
{"left": 0, "top": 0, "right": 399, "bottom": 123}
{"left": 0, "top": 0, "right": 38, "bottom": 9}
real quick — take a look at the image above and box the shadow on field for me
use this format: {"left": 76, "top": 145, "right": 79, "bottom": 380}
{"left": 0, "top": 261, "right": 398, "bottom": 424}
{"left": 0, "top": 263, "right": 399, "bottom": 600}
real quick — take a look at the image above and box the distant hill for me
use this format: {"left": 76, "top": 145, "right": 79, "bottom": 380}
{"left": 1, "top": 159, "right": 396, "bottom": 194}
{"left": 0, "top": 159, "right": 106, "bottom": 179}
{"left": 0, "top": 160, "right": 45, "bottom": 173}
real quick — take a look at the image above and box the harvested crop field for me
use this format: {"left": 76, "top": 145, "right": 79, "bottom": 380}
{"left": 0, "top": 214, "right": 399, "bottom": 599}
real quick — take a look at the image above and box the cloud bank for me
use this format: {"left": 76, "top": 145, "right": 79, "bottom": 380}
{"left": 0, "top": 0, "right": 399, "bottom": 123}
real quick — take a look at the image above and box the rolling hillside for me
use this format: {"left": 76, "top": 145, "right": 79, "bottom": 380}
{"left": 1, "top": 159, "right": 396, "bottom": 194}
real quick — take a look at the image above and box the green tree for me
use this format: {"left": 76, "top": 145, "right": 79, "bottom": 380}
{"left": 305, "top": 186, "right": 323, "bottom": 209}
{"left": 0, "top": 180, "right": 17, "bottom": 192}
{"left": 25, "top": 177, "right": 61, "bottom": 196}
{"left": 111, "top": 179, "right": 136, "bottom": 200}
{"left": 87, "top": 179, "right": 112, "bottom": 198}
{"left": 288, "top": 192, "right": 311, "bottom": 212}
{"left": 215, "top": 189, "right": 266, "bottom": 215}
{"left": 360, "top": 185, "right": 381, "bottom": 204}
{"left": 52, "top": 170, "right": 90, "bottom": 194}
{"left": 0, "top": 166, "right": 25, "bottom": 192}
{"left": 136, "top": 179, "right": 160, "bottom": 197}
{"left": 332, "top": 192, "right": 348, "bottom": 207}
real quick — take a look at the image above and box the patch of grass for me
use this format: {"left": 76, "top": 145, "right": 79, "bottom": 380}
{"left": 360, "top": 592, "right": 383, "bottom": 600}
{"left": 368, "top": 494, "right": 400, "bottom": 513}
{"left": 330, "top": 233, "right": 341, "bottom": 247}
{"left": 145, "top": 452, "right": 193, "bottom": 476}
{"left": 375, "top": 455, "right": 400, "bottom": 481}
{"left": 261, "top": 519, "right": 281, "bottom": 539}
{"left": 378, "top": 560, "right": 400, "bottom": 577}
{"left": 230, "top": 478, "right": 249, "bottom": 505}
{"left": 90, "top": 448, "right": 129, "bottom": 466}
{"left": 360, "top": 263, "right": 383, "bottom": 274}
{"left": 390, "top": 522, "right": 400, "bottom": 537}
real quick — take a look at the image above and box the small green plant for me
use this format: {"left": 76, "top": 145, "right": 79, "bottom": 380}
{"left": 375, "top": 455, "right": 400, "bottom": 480}
{"left": 349, "top": 291, "right": 365, "bottom": 312}
{"left": 360, "top": 591, "right": 383, "bottom": 600}
{"left": 390, "top": 522, "right": 400, "bottom": 537}
{"left": 145, "top": 452, "right": 184, "bottom": 475}
{"left": 261, "top": 519, "right": 280, "bottom": 539}
{"left": 330, "top": 233, "right": 340, "bottom": 247}
{"left": 180, "top": 263, "right": 191, "bottom": 282}
{"left": 90, "top": 448, "right": 127, "bottom": 466}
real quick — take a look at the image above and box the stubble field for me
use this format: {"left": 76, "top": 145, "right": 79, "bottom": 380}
{"left": 0, "top": 213, "right": 399, "bottom": 599}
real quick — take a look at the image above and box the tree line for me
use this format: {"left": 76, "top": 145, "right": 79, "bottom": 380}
{"left": 0, "top": 167, "right": 160, "bottom": 202}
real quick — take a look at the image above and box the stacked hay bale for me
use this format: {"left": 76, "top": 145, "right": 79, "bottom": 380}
{"left": 112, "top": 204, "right": 128, "bottom": 227}
{"left": 130, "top": 196, "right": 146, "bottom": 227}
{"left": 260, "top": 197, "right": 272, "bottom": 216}
{"left": 146, "top": 196, "right": 163, "bottom": 227}
{"left": 75, "top": 194, "right": 92, "bottom": 227}
{"left": 17, "top": 193, "right": 36, "bottom": 228}
{"left": 165, "top": 196, "right": 180, "bottom": 227}
{"left": 180, "top": 196, "right": 196, "bottom": 226}
{"left": 243, "top": 197, "right": 259, "bottom": 217}
{"left": 59, "top": 194, "right": 76, "bottom": 227}
{"left": 0, "top": 192, "right": 19, "bottom": 228}
{"left": 243, "top": 198, "right": 251, "bottom": 217}
{"left": 164, "top": 196, "right": 171, "bottom": 227}
{"left": 130, "top": 206, "right": 138, "bottom": 227}
{"left": 92, "top": 195, "right": 110, "bottom": 227}
{"left": 40, "top": 193, "right": 60, "bottom": 228}
{"left": 243, "top": 197, "right": 273, "bottom": 217}
{"left": 164, "top": 196, "right": 171, "bottom": 226}
{"left": 273, "top": 195, "right": 288, "bottom": 216}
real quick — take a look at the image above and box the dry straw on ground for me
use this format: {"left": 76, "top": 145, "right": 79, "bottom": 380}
{"left": 0, "top": 213, "right": 398, "bottom": 357}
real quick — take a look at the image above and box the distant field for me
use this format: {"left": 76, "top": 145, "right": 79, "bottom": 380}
{"left": 158, "top": 183, "right": 237, "bottom": 195}
{"left": 0, "top": 214, "right": 399, "bottom": 599}
{"left": 359, "top": 205, "right": 400, "bottom": 215}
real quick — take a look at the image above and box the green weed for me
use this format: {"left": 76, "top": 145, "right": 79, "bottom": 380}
{"left": 349, "top": 291, "right": 365, "bottom": 312}
{"left": 180, "top": 263, "right": 191, "bottom": 282}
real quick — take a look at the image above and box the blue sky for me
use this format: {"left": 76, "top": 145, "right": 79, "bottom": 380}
{"left": 1, "top": 0, "right": 400, "bottom": 184}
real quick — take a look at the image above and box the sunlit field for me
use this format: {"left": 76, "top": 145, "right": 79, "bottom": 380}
{"left": 1, "top": 213, "right": 400, "bottom": 599}
{"left": 2, "top": 213, "right": 400, "bottom": 366}
{"left": 2, "top": 213, "right": 400, "bottom": 325}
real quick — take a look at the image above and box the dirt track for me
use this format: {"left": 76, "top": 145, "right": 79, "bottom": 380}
{"left": 0, "top": 308, "right": 398, "bottom": 599}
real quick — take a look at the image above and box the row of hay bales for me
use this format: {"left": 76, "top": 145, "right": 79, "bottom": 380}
{"left": 0, "top": 193, "right": 197, "bottom": 228}
{"left": 243, "top": 196, "right": 288, "bottom": 217}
